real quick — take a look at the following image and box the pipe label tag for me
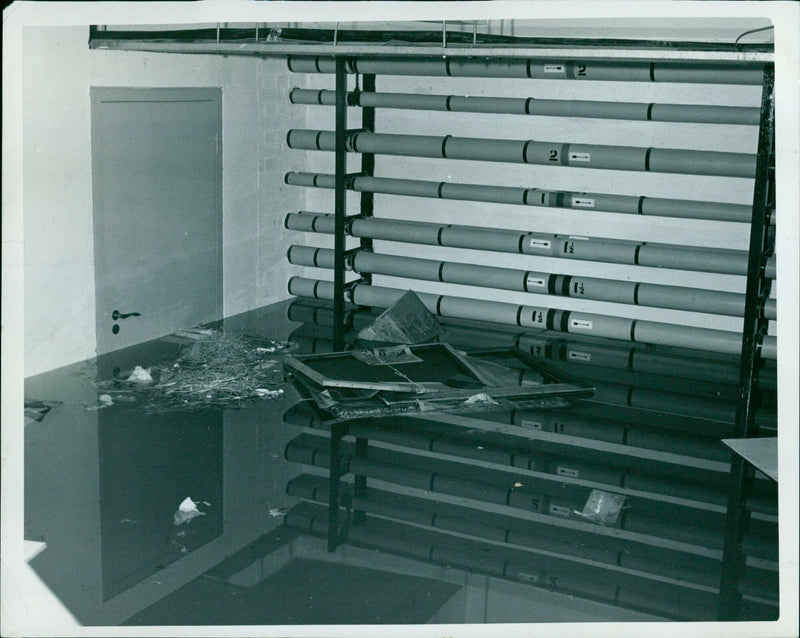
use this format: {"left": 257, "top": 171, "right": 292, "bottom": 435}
{"left": 570, "top": 319, "right": 593, "bottom": 330}
{"left": 526, "top": 275, "right": 547, "bottom": 289}
{"left": 520, "top": 419, "right": 542, "bottom": 429}
{"left": 568, "top": 350, "right": 592, "bottom": 362}
{"left": 569, "top": 152, "right": 591, "bottom": 162}
{"left": 544, "top": 64, "right": 565, "bottom": 73}
{"left": 529, "top": 239, "right": 552, "bottom": 250}
{"left": 571, "top": 197, "right": 595, "bottom": 208}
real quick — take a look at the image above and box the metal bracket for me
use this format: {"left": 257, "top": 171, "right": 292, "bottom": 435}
{"left": 343, "top": 247, "right": 362, "bottom": 271}
{"left": 343, "top": 278, "right": 364, "bottom": 303}
{"left": 343, "top": 132, "right": 365, "bottom": 153}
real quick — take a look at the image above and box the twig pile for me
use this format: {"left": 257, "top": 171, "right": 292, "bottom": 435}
{"left": 101, "top": 331, "right": 294, "bottom": 413}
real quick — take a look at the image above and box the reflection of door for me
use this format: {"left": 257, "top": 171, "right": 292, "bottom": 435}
{"left": 98, "top": 403, "right": 223, "bottom": 601}
{"left": 91, "top": 87, "right": 222, "bottom": 355}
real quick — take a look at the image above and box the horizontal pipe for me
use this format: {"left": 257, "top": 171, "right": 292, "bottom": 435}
{"left": 284, "top": 211, "right": 778, "bottom": 280}
{"left": 290, "top": 88, "right": 760, "bottom": 126}
{"left": 287, "top": 277, "right": 777, "bottom": 359}
{"left": 286, "top": 169, "right": 755, "bottom": 224}
{"left": 287, "top": 245, "right": 775, "bottom": 320}
{"left": 287, "top": 55, "right": 765, "bottom": 85}
{"left": 287, "top": 129, "right": 756, "bottom": 178}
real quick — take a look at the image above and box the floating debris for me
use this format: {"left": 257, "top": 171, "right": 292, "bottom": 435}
{"left": 97, "top": 330, "right": 294, "bottom": 413}
{"left": 126, "top": 366, "right": 153, "bottom": 385}
{"left": 173, "top": 497, "right": 206, "bottom": 526}
{"left": 268, "top": 507, "right": 289, "bottom": 518}
{"left": 574, "top": 489, "right": 627, "bottom": 526}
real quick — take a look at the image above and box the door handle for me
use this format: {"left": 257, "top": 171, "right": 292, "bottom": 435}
{"left": 112, "top": 309, "right": 141, "bottom": 320}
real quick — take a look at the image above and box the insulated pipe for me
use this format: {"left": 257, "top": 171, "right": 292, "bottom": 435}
{"left": 287, "top": 55, "right": 765, "bottom": 85}
{"left": 284, "top": 212, "right": 778, "bottom": 280}
{"left": 291, "top": 88, "right": 761, "bottom": 126}
{"left": 287, "top": 245, "right": 776, "bottom": 320}
{"left": 287, "top": 129, "right": 756, "bottom": 178}
{"left": 286, "top": 170, "right": 754, "bottom": 224}
{"left": 286, "top": 277, "right": 777, "bottom": 359}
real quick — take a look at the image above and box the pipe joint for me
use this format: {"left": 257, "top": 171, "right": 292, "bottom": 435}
{"left": 344, "top": 131, "right": 364, "bottom": 152}
{"left": 344, "top": 171, "right": 365, "bottom": 188}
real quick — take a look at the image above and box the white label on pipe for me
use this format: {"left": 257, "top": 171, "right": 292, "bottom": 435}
{"left": 526, "top": 275, "right": 547, "bottom": 289}
{"left": 570, "top": 319, "right": 593, "bottom": 330}
{"left": 568, "top": 350, "right": 592, "bottom": 362}
{"left": 569, "top": 152, "right": 591, "bottom": 162}
{"left": 520, "top": 419, "right": 542, "bottom": 430}
{"left": 556, "top": 466, "right": 580, "bottom": 478}
{"left": 529, "top": 239, "right": 551, "bottom": 250}
{"left": 571, "top": 197, "right": 595, "bottom": 208}
{"left": 543, "top": 64, "right": 565, "bottom": 73}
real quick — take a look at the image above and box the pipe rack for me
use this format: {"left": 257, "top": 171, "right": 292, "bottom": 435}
{"left": 284, "top": 51, "right": 778, "bottom": 621}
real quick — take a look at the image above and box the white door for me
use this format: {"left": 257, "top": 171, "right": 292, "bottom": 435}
{"left": 91, "top": 87, "right": 222, "bottom": 355}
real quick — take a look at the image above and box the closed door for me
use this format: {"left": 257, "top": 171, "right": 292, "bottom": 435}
{"left": 91, "top": 87, "right": 222, "bottom": 354}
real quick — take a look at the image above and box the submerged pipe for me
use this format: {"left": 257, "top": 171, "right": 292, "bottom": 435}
{"left": 290, "top": 88, "right": 761, "bottom": 127}
{"left": 287, "top": 129, "right": 756, "bottom": 178}
{"left": 285, "top": 170, "right": 754, "bottom": 224}
{"left": 286, "top": 277, "right": 777, "bottom": 360}
{"left": 287, "top": 55, "right": 765, "bottom": 86}
{"left": 287, "top": 245, "right": 776, "bottom": 320}
{"left": 284, "top": 212, "right": 777, "bottom": 280}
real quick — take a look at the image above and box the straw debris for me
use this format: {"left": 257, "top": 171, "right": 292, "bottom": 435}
{"left": 100, "top": 331, "right": 294, "bottom": 413}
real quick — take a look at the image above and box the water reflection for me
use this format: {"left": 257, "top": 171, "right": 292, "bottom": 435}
{"left": 23, "top": 299, "right": 779, "bottom": 625}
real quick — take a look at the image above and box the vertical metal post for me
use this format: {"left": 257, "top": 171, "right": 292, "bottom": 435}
{"left": 328, "top": 422, "right": 347, "bottom": 552}
{"left": 359, "top": 73, "right": 376, "bottom": 283}
{"left": 717, "top": 64, "right": 775, "bottom": 621}
{"left": 353, "top": 436, "right": 368, "bottom": 524}
{"left": 333, "top": 57, "right": 347, "bottom": 350}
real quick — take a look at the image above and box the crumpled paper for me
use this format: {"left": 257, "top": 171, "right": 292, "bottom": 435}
{"left": 127, "top": 365, "right": 153, "bottom": 385}
{"left": 173, "top": 497, "right": 207, "bottom": 526}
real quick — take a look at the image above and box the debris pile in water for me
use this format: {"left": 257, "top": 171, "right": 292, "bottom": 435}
{"left": 98, "top": 330, "right": 294, "bottom": 413}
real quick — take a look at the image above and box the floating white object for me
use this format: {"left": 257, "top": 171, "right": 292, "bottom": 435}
{"left": 255, "top": 388, "right": 283, "bottom": 398}
{"left": 98, "top": 394, "right": 114, "bottom": 406}
{"left": 127, "top": 366, "right": 153, "bottom": 384}
{"left": 463, "top": 393, "right": 499, "bottom": 405}
{"left": 179, "top": 497, "right": 200, "bottom": 513}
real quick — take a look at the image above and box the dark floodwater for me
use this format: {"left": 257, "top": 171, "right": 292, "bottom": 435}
{"left": 24, "top": 299, "right": 778, "bottom": 626}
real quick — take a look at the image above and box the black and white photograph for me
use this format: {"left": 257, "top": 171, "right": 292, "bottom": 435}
{"left": 3, "top": 2, "right": 798, "bottom": 637}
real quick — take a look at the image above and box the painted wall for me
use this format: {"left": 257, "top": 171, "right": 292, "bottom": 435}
{"left": 23, "top": 27, "right": 307, "bottom": 376}
{"left": 298, "top": 66, "right": 763, "bottom": 334}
